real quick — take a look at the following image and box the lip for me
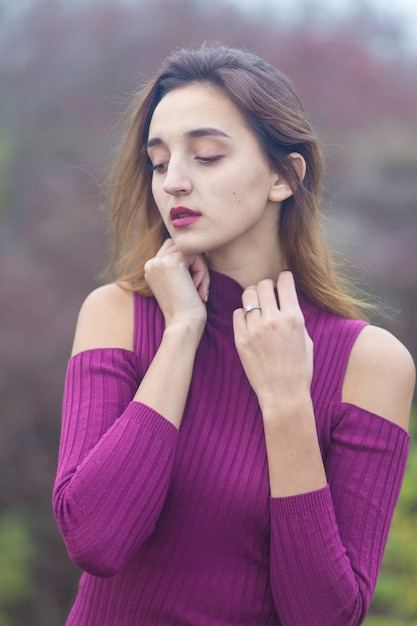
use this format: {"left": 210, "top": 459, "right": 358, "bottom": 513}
{"left": 169, "top": 206, "right": 202, "bottom": 228}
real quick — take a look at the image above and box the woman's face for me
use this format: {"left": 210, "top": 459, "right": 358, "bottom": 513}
{"left": 147, "top": 82, "right": 292, "bottom": 266}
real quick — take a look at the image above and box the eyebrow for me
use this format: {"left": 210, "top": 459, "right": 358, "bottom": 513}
{"left": 146, "top": 127, "right": 231, "bottom": 149}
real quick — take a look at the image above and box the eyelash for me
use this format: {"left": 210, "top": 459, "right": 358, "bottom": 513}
{"left": 150, "top": 155, "right": 223, "bottom": 173}
{"left": 151, "top": 162, "right": 168, "bottom": 173}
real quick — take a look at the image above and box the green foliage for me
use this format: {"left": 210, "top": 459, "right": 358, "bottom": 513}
{"left": 0, "top": 510, "right": 36, "bottom": 625}
{"left": 365, "top": 407, "right": 417, "bottom": 624}
{"left": 364, "top": 616, "right": 416, "bottom": 626}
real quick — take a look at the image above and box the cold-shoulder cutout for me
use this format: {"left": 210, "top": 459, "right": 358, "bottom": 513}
{"left": 71, "top": 283, "right": 134, "bottom": 356}
{"left": 342, "top": 324, "right": 415, "bottom": 431}
{"left": 68, "top": 345, "right": 137, "bottom": 363}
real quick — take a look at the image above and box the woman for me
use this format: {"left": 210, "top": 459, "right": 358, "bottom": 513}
{"left": 53, "top": 45, "right": 415, "bottom": 625}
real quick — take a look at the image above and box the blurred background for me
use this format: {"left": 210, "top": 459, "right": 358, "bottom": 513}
{"left": 0, "top": 0, "right": 416, "bottom": 624}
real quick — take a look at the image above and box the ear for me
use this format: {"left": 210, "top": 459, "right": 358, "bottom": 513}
{"left": 268, "top": 152, "right": 306, "bottom": 203}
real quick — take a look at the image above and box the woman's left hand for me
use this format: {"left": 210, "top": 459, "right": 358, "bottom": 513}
{"left": 233, "top": 271, "right": 313, "bottom": 411}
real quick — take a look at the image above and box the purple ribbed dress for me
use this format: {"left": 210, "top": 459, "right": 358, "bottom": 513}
{"left": 53, "top": 270, "right": 409, "bottom": 625}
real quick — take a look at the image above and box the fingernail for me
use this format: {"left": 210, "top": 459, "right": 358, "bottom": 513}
{"left": 205, "top": 288, "right": 210, "bottom": 303}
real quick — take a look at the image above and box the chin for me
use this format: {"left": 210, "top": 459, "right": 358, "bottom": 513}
{"left": 171, "top": 236, "right": 206, "bottom": 257}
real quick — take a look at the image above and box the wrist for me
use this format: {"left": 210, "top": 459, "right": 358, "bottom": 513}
{"left": 163, "top": 320, "right": 205, "bottom": 349}
{"left": 259, "top": 388, "right": 313, "bottom": 421}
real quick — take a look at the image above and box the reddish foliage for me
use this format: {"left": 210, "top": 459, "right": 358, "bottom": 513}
{"left": 0, "top": 1, "right": 416, "bottom": 623}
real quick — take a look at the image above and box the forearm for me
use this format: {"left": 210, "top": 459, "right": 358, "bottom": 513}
{"left": 265, "top": 400, "right": 365, "bottom": 626}
{"left": 53, "top": 349, "right": 180, "bottom": 577}
{"left": 267, "top": 404, "right": 410, "bottom": 625}
{"left": 54, "top": 400, "right": 178, "bottom": 576}
{"left": 261, "top": 394, "right": 327, "bottom": 497}
{"left": 133, "top": 322, "right": 203, "bottom": 429}
{"left": 54, "top": 322, "right": 203, "bottom": 573}
{"left": 270, "top": 486, "right": 366, "bottom": 626}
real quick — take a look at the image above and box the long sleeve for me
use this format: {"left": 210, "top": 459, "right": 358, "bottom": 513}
{"left": 269, "top": 404, "right": 409, "bottom": 626}
{"left": 52, "top": 348, "right": 178, "bottom": 577}
{"left": 52, "top": 273, "right": 411, "bottom": 625}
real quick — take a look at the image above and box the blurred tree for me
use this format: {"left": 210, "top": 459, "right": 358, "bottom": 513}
{"left": 0, "top": 0, "right": 415, "bottom": 623}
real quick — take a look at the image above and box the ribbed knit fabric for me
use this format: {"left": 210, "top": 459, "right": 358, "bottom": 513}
{"left": 53, "top": 270, "right": 410, "bottom": 625}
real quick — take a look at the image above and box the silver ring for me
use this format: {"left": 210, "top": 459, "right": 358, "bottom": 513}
{"left": 244, "top": 304, "right": 262, "bottom": 317}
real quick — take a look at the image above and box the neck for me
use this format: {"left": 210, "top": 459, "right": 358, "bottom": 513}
{"left": 206, "top": 242, "right": 285, "bottom": 288}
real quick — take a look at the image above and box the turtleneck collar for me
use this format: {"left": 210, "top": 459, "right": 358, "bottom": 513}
{"left": 205, "top": 268, "right": 314, "bottom": 331}
{"left": 206, "top": 270, "right": 245, "bottom": 330}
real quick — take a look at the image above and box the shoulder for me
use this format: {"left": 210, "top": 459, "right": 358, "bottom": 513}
{"left": 71, "top": 282, "right": 135, "bottom": 356}
{"left": 342, "top": 324, "right": 415, "bottom": 431}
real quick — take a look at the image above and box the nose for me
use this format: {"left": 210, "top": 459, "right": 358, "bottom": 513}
{"left": 162, "top": 160, "right": 192, "bottom": 196}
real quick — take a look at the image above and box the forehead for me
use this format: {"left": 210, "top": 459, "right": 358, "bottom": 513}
{"left": 148, "top": 83, "right": 247, "bottom": 139}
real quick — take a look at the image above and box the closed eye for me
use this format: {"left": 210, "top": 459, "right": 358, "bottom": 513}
{"left": 150, "top": 162, "right": 169, "bottom": 173}
{"left": 196, "top": 155, "right": 223, "bottom": 164}
{"left": 150, "top": 156, "right": 223, "bottom": 173}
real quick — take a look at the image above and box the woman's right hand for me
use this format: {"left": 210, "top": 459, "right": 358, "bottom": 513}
{"left": 144, "top": 239, "right": 210, "bottom": 338}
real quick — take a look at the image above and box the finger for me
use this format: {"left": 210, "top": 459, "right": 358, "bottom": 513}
{"left": 197, "top": 272, "right": 211, "bottom": 303}
{"left": 255, "top": 279, "right": 277, "bottom": 315}
{"left": 189, "top": 255, "right": 210, "bottom": 303}
{"left": 276, "top": 270, "right": 300, "bottom": 312}
{"left": 232, "top": 307, "right": 246, "bottom": 338}
{"left": 155, "top": 238, "right": 176, "bottom": 257}
{"left": 241, "top": 285, "right": 262, "bottom": 322}
{"left": 189, "top": 255, "right": 206, "bottom": 287}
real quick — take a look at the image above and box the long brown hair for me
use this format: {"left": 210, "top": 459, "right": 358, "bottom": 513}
{"left": 106, "top": 44, "right": 370, "bottom": 319}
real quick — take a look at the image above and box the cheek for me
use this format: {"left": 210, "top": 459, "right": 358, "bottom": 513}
{"left": 230, "top": 178, "right": 270, "bottom": 213}
{"left": 231, "top": 190, "right": 242, "bottom": 205}
{"left": 151, "top": 178, "right": 159, "bottom": 201}
{"left": 151, "top": 188, "right": 166, "bottom": 223}
{"left": 151, "top": 181, "right": 164, "bottom": 212}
